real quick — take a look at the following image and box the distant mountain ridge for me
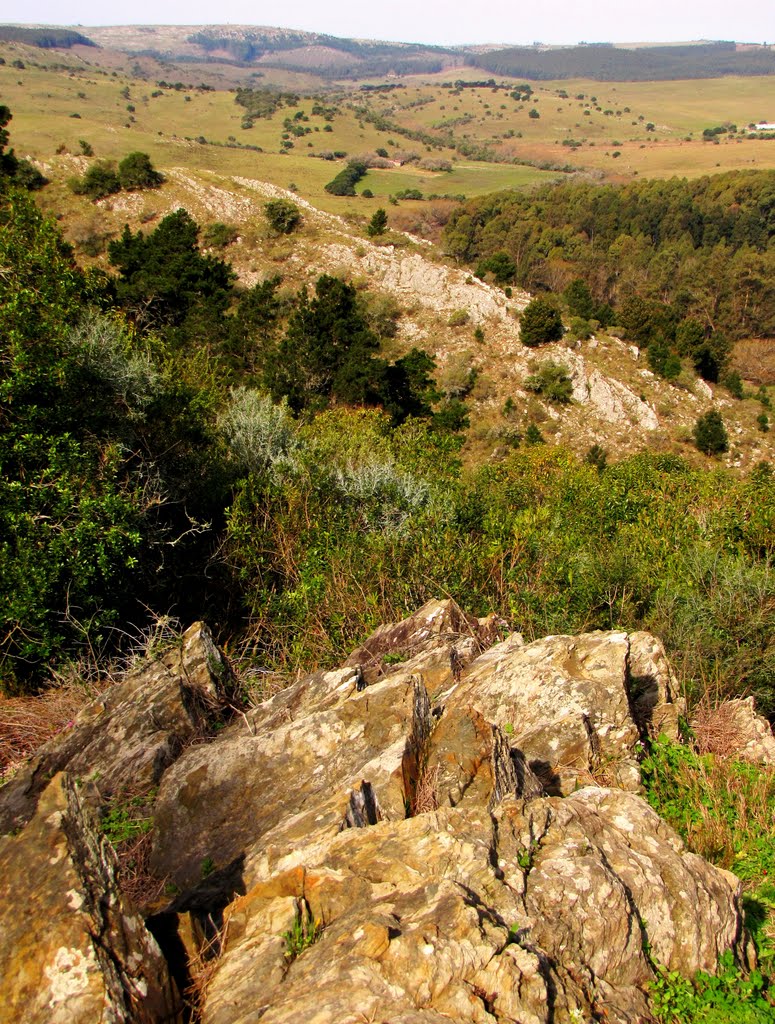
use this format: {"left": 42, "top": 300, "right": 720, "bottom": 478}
{"left": 9, "top": 23, "right": 774, "bottom": 80}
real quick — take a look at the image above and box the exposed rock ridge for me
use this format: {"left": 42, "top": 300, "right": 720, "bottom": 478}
{"left": 1, "top": 601, "right": 763, "bottom": 1024}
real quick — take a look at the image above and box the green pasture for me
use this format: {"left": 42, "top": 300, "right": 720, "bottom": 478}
{"left": 2, "top": 40, "right": 774, "bottom": 212}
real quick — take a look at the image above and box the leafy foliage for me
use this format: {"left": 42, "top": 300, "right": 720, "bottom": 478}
{"left": 520, "top": 298, "right": 565, "bottom": 347}
{"left": 264, "top": 199, "right": 301, "bottom": 235}
{"left": 650, "top": 951, "right": 775, "bottom": 1023}
{"left": 694, "top": 410, "right": 729, "bottom": 456}
{"left": 283, "top": 901, "right": 322, "bottom": 962}
{"left": 642, "top": 736, "right": 775, "bottom": 988}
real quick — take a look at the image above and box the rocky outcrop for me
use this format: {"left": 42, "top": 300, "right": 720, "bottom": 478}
{"left": 0, "top": 773, "right": 179, "bottom": 1023}
{"left": 0, "top": 602, "right": 750, "bottom": 1023}
{"left": 0, "top": 623, "right": 230, "bottom": 835}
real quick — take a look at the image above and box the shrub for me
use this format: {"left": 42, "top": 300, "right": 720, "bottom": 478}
{"left": 520, "top": 298, "right": 564, "bottom": 347}
{"left": 69, "top": 161, "right": 120, "bottom": 200}
{"left": 722, "top": 371, "right": 744, "bottom": 399}
{"left": 218, "top": 389, "right": 299, "bottom": 477}
{"left": 447, "top": 309, "right": 469, "bottom": 328}
{"left": 203, "top": 222, "right": 239, "bottom": 248}
{"left": 524, "top": 361, "right": 574, "bottom": 404}
{"left": 367, "top": 208, "right": 388, "bottom": 237}
{"left": 694, "top": 410, "right": 729, "bottom": 456}
{"left": 117, "top": 151, "right": 163, "bottom": 191}
{"left": 264, "top": 199, "right": 301, "bottom": 235}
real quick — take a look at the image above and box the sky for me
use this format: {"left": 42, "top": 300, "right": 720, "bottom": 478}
{"left": 4, "top": 0, "right": 774, "bottom": 48}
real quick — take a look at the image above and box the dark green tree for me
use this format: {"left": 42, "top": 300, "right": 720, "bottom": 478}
{"left": 693, "top": 409, "right": 729, "bottom": 455}
{"left": 264, "top": 198, "right": 301, "bottom": 235}
{"left": 0, "top": 105, "right": 46, "bottom": 189}
{"left": 117, "top": 151, "right": 163, "bottom": 191}
{"left": 108, "top": 208, "right": 234, "bottom": 330}
{"left": 563, "top": 278, "right": 595, "bottom": 318}
{"left": 380, "top": 348, "right": 438, "bottom": 424}
{"left": 476, "top": 251, "right": 516, "bottom": 284}
{"left": 367, "top": 208, "right": 388, "bottom": 237}
{"left": 525, "top": 423, "right": 545, "bottom": 445}
{"left": 268, "top": 274, "right": 380, "bottom": 411}
{"left": 520, "top": 298, "right": 564, "bottom": 347}
{"left": 0, "top": 104, "right": 18, "bottom": 178}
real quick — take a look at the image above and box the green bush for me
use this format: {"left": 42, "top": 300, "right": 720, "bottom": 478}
{"left": 520, "top": 298, "right": 564, "bottom": 347}
{"left": 69, "top": 161, "right": 120, "bottom": 200}
{"left": 694, "top": 410, "right": 729, "bottom": 456}
{"left": 524, "top": 360, "right": 573, "bottom": 403}
{"left": 117, "top": 153, "right": 162, "bottom": 192}
{"left": 650, "top": 951, "right": 775, "bottom": 1024}
{"left": 203, "top": 221, "right": 239, "bottom": 248}
{"left": 264, "top": 198, "right": 301, "bottom": 234}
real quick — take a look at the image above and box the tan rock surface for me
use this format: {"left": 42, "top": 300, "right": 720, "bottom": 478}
{"left": 0, "top": 773, "right": 179, "bottom": 1024}
{"left": 0, "top": 622, "right": 230, "bottom": 834}
{"left": 444, "top": 629, "right": 644, "bottom": 794}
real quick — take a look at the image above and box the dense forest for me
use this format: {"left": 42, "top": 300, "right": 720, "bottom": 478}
{"left": 469, "top": 42, "right": 775, "bottom": 80}
{"left": 444, "top": 171, "right": 775, "bottom": 379}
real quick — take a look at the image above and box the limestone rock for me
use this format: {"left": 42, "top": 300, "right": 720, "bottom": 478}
{"left": 150, "top": 674, "right": 434, "bottom": 896}
{"left": 0, "top": 773, "right": 179, "bottom": 1024}
{"left": 628, "top": 630, "right": 686, "bottom": 740}
{"left": 0, "top": 608, "right": 754, "bottom": 1024}
{"left": 200, "top": 788, "right": 744, "bottom": 1024}
{"left": 444, "top": 630, "right": 644, "bottom": 794}
{"left": 345, "top": 597, "right": 508, "bottom": 693}
{"left": 0, "top": 623, "right": 230, "bottom": 835}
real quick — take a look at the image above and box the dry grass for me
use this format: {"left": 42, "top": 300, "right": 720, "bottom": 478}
{"left": 114, "top": 829, "right": 169, "bottom": 908}
{"left": 411, "top": 762, "right": 439, "bottom": 815}
{"left": 0, "top": 668, "right": 107, "bottom": 784}
{"left": 185, "top": 916, "right": 229, "bottom": 1020}
{"left": 692, "top": 697, "right": 748, "bottom": 759}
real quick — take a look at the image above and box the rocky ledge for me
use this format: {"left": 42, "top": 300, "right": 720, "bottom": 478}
{"left": 1, "top": 601, "right": 768, "bottom": 1023}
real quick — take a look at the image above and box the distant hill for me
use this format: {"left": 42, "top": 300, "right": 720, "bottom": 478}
{"left": 0, "top": 26, "right": 95, "bottom": 48}
{"left": 83, "top": 24, "right": 461, "bottom": 78}
{"left": 2, "top": 23, "right": 774, "bottom": 81}
{"left": 469, "top": 41, "right": 775, "bottom": 80}
{"left": 78, "top": 26, "right": 775, "bottom": 81}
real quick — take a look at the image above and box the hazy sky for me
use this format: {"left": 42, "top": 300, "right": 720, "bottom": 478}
{"left": 6, "top": 0, "right": 774, "bottom": 47}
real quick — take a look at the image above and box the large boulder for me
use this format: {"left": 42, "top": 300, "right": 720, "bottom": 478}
{"left": 0, "top": 773, "right": 180, "bottom": 1024}
{"left": 0, "top": 623, "right": 230, "bottom": 834}
{"left": 200, "top": 787, "right": 745, "bottom": 1024}
{"left": 0, "top": 605, "right": 752, "bottom": 1024}
{"left": 150, "top": 672, "right": 434, "bottom": 896}
{"left": 443, "top": 628, "right": 684, "bottom": 794}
